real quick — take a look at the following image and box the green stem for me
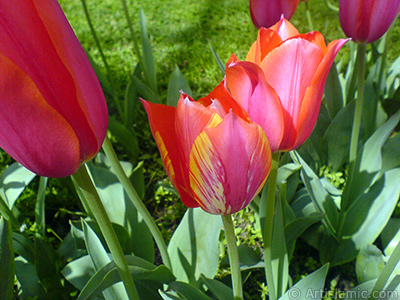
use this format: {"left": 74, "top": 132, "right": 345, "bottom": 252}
{"left": 73, "top": 165, "right": 139, "bottom": 300}
{"left": 263, "top": 152, "right": 281, "bottom": 300}
{"left": 102, "top": 135, "right": 172, "bottom": 269}
{"left": 221, "top": 214, "right": 243, "bottom": 300}
{"left": 35, "top": 177, "right": 48, "bottom": 237}
{"left": 370, "top": 240, "right": 400, "bottom": 300}
{"left": 349, "top": 43, "right": 367, "bottom": 164}
{"left": 304, "top": 2, "right": 314, "bottom": 32}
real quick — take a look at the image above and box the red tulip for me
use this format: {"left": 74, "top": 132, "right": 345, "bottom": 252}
{"left": 0, "top": 0, "right": 108, "bottom": 177}
{"left": 339, "top": 0, "right": 400, "bottom": 44}
{"left": 142, "top": 84, "right": 272, "bottom": 215}
{"left": 249, "top": 0, "right": 300, "bottom": 28}
{"left": 225, "top": 18, "right": 348, "bottom": 152}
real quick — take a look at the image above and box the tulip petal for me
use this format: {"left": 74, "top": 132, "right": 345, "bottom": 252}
{"left": 142, "top": 99, "right": 199, "bottom": 208}
{"left": 0, "top": 0, "right": 107, "bottom": 162}
{"left": 246, "top": 28, "right": 283, "bottom": 64}
{"left": 260, "top": 38, "right": 324, "bottom": 150}
{"left": 0, "top": 53, "right": 80, "bottom": 177}
{"left": 270, "top": 17, "right": 300, "bottom": 40}
{"left": 226, "top": 61, "right": 284, "bottom": 152}
{"left": 198, "top": 79, "right": 250, "bottom": 122}
{"left": 294, "top": 38, "right": 349, "bottom": 149}
{"left": 189, "top": 113, "right": 271, "bottom": 215}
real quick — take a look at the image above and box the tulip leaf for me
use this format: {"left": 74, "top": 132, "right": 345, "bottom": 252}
{"left": 341, "top": 111, "right": 400, "bottom": 212}
{"left": 272, "top": 197, "right": 289, "bottom": 298}
{"left": 123, "top": 75, "right": 138, "bottom": 128}
{"left": 167, "top": 281, "right": 213, "bottom": 300}
{"left": 209, "top": 43, "right": 225, "bottom": 75}
{"left": 130, "top": 73, "right": 160, "bottom": 103}
{"left": 0, "top": 162, "right": 36, "bottom": 209}
{"left": 341, "top": 168, "right": 400, "bottom": 250}
{"left": 167, "top": 65, "right": 193, "bottom": 107}
{"left": 284, "top": 213, "right": 324, "bottom": 259}
{"left": 0, "top": 217, "right": 14, "bottom": 300}
{"left": 159, "top": 290, "right": 185, "bottom": 300}
{"left": 77, "top": 255, "right": 175, "bottom": 300}
{"left": 356, "top": 245, "right": 385, "bottom": 284}
{"left": 290, "top": 151, "right": 339, "bottom": 238}
{"left": 140, "top": 9, "right": 157, "bottom": 92}
{"left": 62, "top": 255, "right": 96, "bottom": 291}
{"left": 108, "top": 117, "right": 140, "bottom": 165}
{"left": 12, "top": 232, "right": 35, "bottom": 264}
{"left": 71, "top": 220, "right": 131, "bottom": 254}
{"left": 381, "top": 132, "right": 400, "bottom": 174}
{"left": 324, "top": 62, "right": 344, "bottom": 120}
{"left": 320, "top": 101, "right": 355, "bottom": 171}
{"left": 279, "top": 264, "right": 329, "bottom": 300}
{"left": 15, "top": 256, "right": 45, "bottom": 299}
{"left": 167, "top": 208, "right": 222, "bottom": 283}
{"left": 200, "top": 275, "right": 234, "bottom": 300}
{"left": 87, "top": 161, "right": 154, "bottom": 262}
{"left": 81, "top": 219, "right": 129, "bottom": 300}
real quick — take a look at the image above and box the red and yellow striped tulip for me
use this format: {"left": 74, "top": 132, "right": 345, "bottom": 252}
{"left": 0, "top": 0, "right": 108, "bottom": 177}
{"left": 142, "top": 83, "right": 272, "bottom": 215}
{"left": 226, "top": 18, "right": 348, "bottom": 152}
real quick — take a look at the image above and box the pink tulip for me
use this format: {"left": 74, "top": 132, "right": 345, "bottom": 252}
{"left": 340, "top": 0, "right": 400, "bottom": 44}
{"left": 225, "top": 18, "right": 348, "bottom": 152}
{"left": 142, "top": 84, "right": 272, "bottom": 215}
{"left": 249, "top": 0, "right": 301, "bottom": 28}
{"left": 0, "top": 0, "right": 108, "bottom": 177}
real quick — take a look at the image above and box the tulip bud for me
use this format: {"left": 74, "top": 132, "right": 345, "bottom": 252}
{"left": 0, "top": 0, "right": 108, "bottom": 177}
{"left": 339, "top": 0, "right": 400, "bottom": 44}
{"left": 249, "top": 0, "right": 301, "bottom": 28}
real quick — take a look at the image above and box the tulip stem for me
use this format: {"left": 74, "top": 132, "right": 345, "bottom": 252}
{"left": 349, "top": 43, "right": 367, "bottom": 164}
{"left": 73, "top": 165, "right": 140, "bottom": 300}
{"left": 102, "top": 135, "right": 172, "bottom": 270}
{"left": 35, "top": 176, "right": 48, "bottom": 238}
{"left": 221, "top": 214, "right": 243, "bottom": 300}
{"left": 263, "top": 152, "right": 281, "bottom": 300}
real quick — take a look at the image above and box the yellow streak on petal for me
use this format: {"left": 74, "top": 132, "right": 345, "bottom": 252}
{"left": 205, "top": 113, "right": 223, "bottom": 129}
{"left": 189, "top": 130, "right": 227, "bottom": 215}
{"left": 154, "top": 131, "right": 175, "bottom": 182}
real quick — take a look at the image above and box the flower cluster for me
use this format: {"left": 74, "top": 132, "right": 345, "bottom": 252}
{"left": 143, "top": 18, "right": 347, "bottom": 215}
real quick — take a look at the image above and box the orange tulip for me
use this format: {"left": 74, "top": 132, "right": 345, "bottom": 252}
{"left": 0, "top": 0, "right": 108, "bottom": 177}
{"left": 340, "top": 0, "right": 400, "bottom": 44}
{"left": 225, "top": 18, "right": 348, "bottom": 152}
{"left": 142, "top": 83, "right": 272, "bottom": 215}
{"left": 249, "top": 0, "right": 300, "bottom": 28}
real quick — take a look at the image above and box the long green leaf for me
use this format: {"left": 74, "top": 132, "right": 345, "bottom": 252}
{"left": 279, "top": 264, "right": 329, "bottom": 300}
{"left": 82, "top": 219, "right": 129, "bottom": 300}
{"left": 140, "top": 9, "right": 157, "bottom": 92}
{"left": 167, "top": 65, "right": 193, "bottom": 107}
{"left": 0, "top": 217, "right": 14, "bottom": 300}
{"left": 167, "top": 208, "right": 222, "bottom": 283}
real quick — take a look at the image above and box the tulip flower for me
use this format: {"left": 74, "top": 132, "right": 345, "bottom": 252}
{"left": 225, "top": 18, "right": 348, "bottom": 152}
{"left": 0, "top": 0, "right": 108, "bottom": 177}
{"left": 142, "top": 84, "right": 272, "bottom": 215}
{"left": 339, "top": 0, "right": 400, "bottom": 44}
{"left": 249, "top": 0, "right": 300, "bottom": 28}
